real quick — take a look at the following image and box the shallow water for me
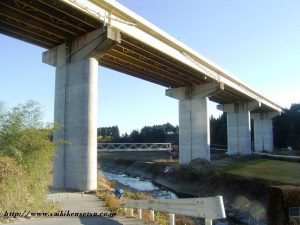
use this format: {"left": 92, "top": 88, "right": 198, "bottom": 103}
{"left": 99, "top": 168, "right": 177, "bottom": 199}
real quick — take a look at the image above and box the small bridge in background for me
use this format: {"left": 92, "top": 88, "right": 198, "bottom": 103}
{"left": 98, "top": 143, "right": 172, "bottom": 151}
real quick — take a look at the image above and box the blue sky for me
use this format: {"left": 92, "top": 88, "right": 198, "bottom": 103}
{"left": 0, "top": 0, "right": 299, "bottom": 134}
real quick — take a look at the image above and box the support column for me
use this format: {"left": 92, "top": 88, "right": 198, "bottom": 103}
{"left": 218, "top": 102, "right": 260, "bottom": 155}
{"left": 179, "top": 97, "right": 210, "bottom": 164}
{"left": 54, "top": 58, "right": 98, "bottom": 190}
{"left": 252, "top": 112, "right": 279, "bottom": 152}
{"left": 43, "top": 26, "right": 120, "bottom": 191}
{"left": 166, "top": 83, "right": 224, "bottom": 164}
{"left": 227, "top": 111, "right": 251, "bottom": 155}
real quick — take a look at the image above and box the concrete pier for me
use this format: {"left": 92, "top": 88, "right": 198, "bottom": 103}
{"left": 227, "top": 111, "right": 251, "bottom": 155}
{"left": 53, "top": 58, "right": 98, "bottom": 190}
{"left": 178, "top": 97, "right": 210, "bottom": 164}
{"left": 166, "top": 83, "right": 223, "bottom": 164}
{"left": 218, "top": 102, "right": 260, "bottom": 155}
{"left": 43, "top": 27, "right": 120, "bottom": 191}
{"left": 252, "top": 112, "right": 278, "bottom": 152}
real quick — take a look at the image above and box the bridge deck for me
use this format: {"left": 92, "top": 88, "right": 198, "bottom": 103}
{"left": 0, "top": 0, "right": 283, "bottom": 113}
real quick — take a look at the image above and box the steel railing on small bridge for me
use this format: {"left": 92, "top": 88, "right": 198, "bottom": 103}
{"left": 97, "top": 143, "right": 172, "bottom": 152}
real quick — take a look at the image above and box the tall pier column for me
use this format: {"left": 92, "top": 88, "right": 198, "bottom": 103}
{"left": 166, "top": 83, "right": 223, "bottom": 164}
{"left": 179, "top": 97, "right": 210, "bottom": 164}
{"left": 43, "top": 26, "right": 120, "bottom": 191}
{"left": 218, "top": 102, "right": 260, "bottom": 155}
{"left": 251, "top": 112, "right": 278, "bottom": 152}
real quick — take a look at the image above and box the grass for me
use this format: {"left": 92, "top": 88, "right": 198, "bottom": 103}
{"left": 221, "top": 158, "right": 300, "bottom": 186}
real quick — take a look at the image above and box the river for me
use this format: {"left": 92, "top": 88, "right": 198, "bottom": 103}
{"left": 99, "top": 167, "right": 232, "bottom": 225}
{"left": 99, "top": 167, "right": 178, "bottom": 199}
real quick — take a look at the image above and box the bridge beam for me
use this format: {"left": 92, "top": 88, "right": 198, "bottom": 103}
{"left": 43, "top": 26, "right": 120, "bottom": 191}
{"left": 251, "top": 112, "right": 280, "bottom": 152}
{"left": 166, "top": 83, "right": 224, "bottom": 164}
{"left": 217, "top": 102, "right": 261, "bottom": 155}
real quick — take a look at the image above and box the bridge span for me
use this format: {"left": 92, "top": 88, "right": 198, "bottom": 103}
{"left": 98, "top": 143, "right": 172, "bottom": 152}
{"left": 0, "top": 0, "right": 283, "bottom": 191}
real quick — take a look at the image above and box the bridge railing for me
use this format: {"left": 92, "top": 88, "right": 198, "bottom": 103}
{"left": 97, "top": 143, "right": 172, "bottom": 151}
{"left": 119, "top": 196, "right": 226, "bottom": 225}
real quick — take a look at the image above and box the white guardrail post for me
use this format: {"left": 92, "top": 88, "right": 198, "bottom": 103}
{"left": 137, "top": 209, "right": 142, "bottom": 219}
{"left": 149, "top": 210, "right": 155, "bottom": 221}
{"left": 169, "top": 213, "right": 175, "bottom": 225}
{"left": 129, "top": 208, "right": 134, "bottom": 217}
{"left": 119, "top": 196, "right": 226, "bottom": 224}
{"left": 205, "top": 218, "right": 212, "bottom": 225}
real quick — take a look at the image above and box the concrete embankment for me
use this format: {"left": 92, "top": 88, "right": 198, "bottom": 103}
{"left": 99, "top": 157, "right": 269, "bottom": 225}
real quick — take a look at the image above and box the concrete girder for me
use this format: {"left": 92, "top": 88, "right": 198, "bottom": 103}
{"left": 43, "top": 26, "right": 120, "bottom": 66}
{"left": 166, "top": 82, "right": 224, "bottom": 100}
{"left": 217, "top": 101, "right": 261, "bottom": 113}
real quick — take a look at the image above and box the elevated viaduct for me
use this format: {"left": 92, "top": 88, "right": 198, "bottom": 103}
{"left": 0, "top": 0, "right": 283, "bottom": 191}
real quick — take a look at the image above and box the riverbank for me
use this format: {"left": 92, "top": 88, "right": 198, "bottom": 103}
{"left": 99, "top": 157, "right": 271, "bottom": 225}
{"left": 99, "top": 154, "right": 300, "bottom": 225}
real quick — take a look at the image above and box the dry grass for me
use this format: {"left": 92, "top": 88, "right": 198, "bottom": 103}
{"left": 0, "top": 157, "right": 58, "bottom": 223}
{"left": 96, "top": 174, "right": 119, "bottom": 211}
{"left": 153, "top": 158, "right": 178, "bottom": 163}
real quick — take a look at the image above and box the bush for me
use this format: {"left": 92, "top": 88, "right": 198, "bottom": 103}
{"left": 0, "top": 100, "right": 56, "bottom": 220}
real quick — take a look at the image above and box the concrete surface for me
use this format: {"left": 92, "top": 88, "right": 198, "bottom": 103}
{"left": 4, "top": 191, "right": 156, "bottom": 225}
{"left": 178, "top": 97, "right": 210, "bottom": 164}
{"left": 44, "top": 27, "right": 121, "bottom": 191}
{"left": 52, "top": 57, "right": 98, "bottom": 191}
{"left": 252, "top": 112, "right": 278, "bottom": 152}
{"left": 227, "top": 111, "right": 251, "bottom": 155}
{"left": 166, "top": 84, "right": 223, "bottom": 164}
{"left": 218, "top": 103, "right": 256, "bottom": 155}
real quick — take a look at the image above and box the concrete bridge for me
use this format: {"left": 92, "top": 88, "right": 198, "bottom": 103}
{"left": 0, "top": 0, "right": 283, "bottom": 191}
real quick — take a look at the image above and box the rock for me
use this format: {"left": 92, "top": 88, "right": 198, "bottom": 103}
{"left": 187, "top": 158, "right": 213, "bottom": 172}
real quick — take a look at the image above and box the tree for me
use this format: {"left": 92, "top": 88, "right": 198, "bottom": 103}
{"left": 97, "top": 125, "right": 120, "bottom": 142}
{"left": 210, "top": 113, "right": 227, "bottom": 147}
{"left": 274, "top": 103, "right": 300, "bottom": 149}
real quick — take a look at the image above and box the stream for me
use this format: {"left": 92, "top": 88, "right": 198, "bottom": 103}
{"left": 99, "top": 167, "right": 178, "bottom": 199}
{"left": 99, "top": 167, "right": 232, "bottom": 225}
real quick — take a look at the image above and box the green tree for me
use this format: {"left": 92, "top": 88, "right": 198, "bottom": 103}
{"left": 274, "top": 103, "right": 300, "bottom": 149}
{"left": 210, "top": 113, "right": 227, "bottom": 148}
{"left": 97, "top": 126, "right": 120, "bottom": 141}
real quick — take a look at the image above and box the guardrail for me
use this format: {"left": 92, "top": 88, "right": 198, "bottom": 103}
{"left": 98, "top": 143, "right": 172, "bottom": 151}
{"left": 119, "top": 196, "right": 226, "bottom": 225}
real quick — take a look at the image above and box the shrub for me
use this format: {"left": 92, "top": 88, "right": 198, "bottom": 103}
{"left": 0, "top": 100, "right": 56, "bottom": 220}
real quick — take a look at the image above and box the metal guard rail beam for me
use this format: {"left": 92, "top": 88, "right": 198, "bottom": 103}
{"left": 119, "top": 196, "right": 226, "bottom": 225}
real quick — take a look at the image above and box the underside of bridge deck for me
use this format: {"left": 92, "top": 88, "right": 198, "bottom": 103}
{"left": 0, "top": 0, "right": 283, "bottom": 190}
{"left": 0, "top": 0, "right": 277, "bottom": 109}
